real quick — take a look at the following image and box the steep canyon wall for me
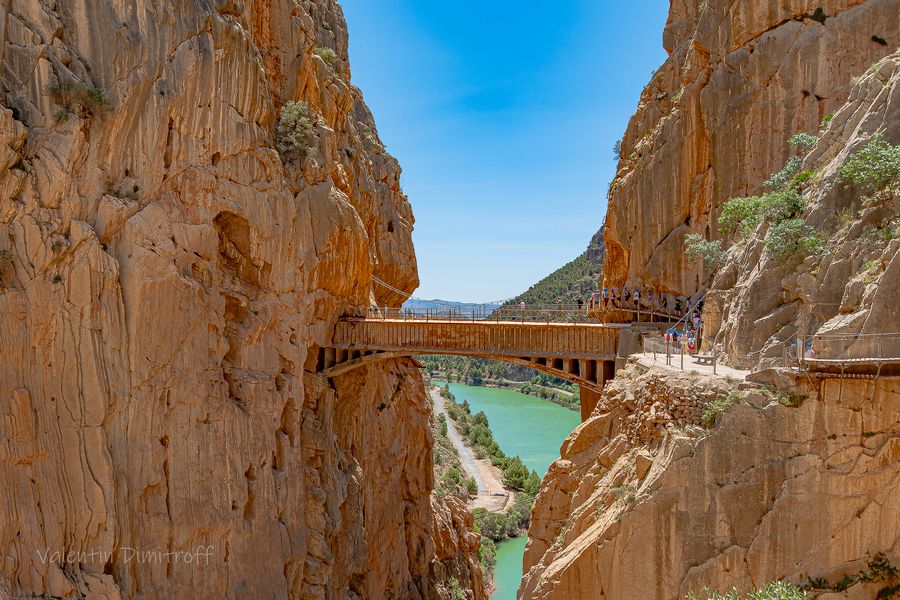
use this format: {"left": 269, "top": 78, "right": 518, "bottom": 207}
{"left": 0, "top": 1, "right": 481, "bottom": 599}
{"left": 603, "top": 0, "right": 898, "bottom": 296}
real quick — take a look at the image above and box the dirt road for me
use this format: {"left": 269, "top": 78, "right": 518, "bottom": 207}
{"left": 430, "top": 387, "right": 512, "bottom": 513}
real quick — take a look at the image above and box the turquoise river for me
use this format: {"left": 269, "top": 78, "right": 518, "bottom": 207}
{"left": 440, "top": 382, "right": 581, "bottom": 599}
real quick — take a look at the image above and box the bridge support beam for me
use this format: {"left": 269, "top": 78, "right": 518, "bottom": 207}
{"left": 580, "top": 386, "right": 602, "bottom": 421}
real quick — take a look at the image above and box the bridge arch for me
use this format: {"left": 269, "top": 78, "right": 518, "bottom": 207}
{"left": 317, "top": 317, "right": 626, "bottom": 419}
{"left": 319, "top": 347, "right": 616, "bottom": 394}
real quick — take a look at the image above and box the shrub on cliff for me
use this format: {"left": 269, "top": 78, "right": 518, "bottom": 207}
{"left": 684, "top": 234, "right": 726, "bottom": 271}
{"left": 719, "top": 189, "right": 805, "bottom": 238}
{"left": 700, "top": 389, "right": 744, "bottom": 427}
{"left": 313, "top": 46, "right": 339, "bottom": 68}
{"left": 275, "top": 101, "right": 318, "bottom": 159}
{"left": 764, "top": 219, "right": 824, "bottom": 260}
{"left": 688, "top": 580, "right": 806, "bottom": 599}
{"left": 838, "top": 133, "right": 900, "bottom": 205}
{"left": 45, "top": 80, "right": 109, "bottom": 118}
{"left": 717, "top": 133, "right": 829, "bottom": 261}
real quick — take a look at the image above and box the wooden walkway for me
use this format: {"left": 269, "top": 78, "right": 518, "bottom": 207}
{"left": 319, "top": 318, "right": 624, "bottom": 393}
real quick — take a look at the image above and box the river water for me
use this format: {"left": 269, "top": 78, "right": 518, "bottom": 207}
{"left": 440, "top": 382, "right": 581, "bottom": 600}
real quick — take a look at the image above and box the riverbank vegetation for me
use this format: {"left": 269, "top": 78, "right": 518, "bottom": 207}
{"left": 437, "top": 384, "right": 545, "bottom": 578}
{"left": 432, "top": 402, "right": 478, "bottom": 499}
{"left": 422, "top": 355, "right": 580, "bottom": 411}
{"left": 440, "top": 385, "right": 542, "bottom": 494}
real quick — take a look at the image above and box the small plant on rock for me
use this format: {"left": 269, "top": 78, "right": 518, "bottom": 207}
{"left": 701, "top": 389, "right": 745, "bottom": 427}
{"left": 313, "top": 46, "right": 338, "bottom": 68}
{"left": 448, "top": 577, "right": 466, "bottom": 600}
{"left": 774, "top": 391, "right": 805, "bottom": 407}
{"left": 688, "top": 580, "right": 806, "bottom": 600}
{"left": 45, "top": 80, "right": 109, "bottom": 117}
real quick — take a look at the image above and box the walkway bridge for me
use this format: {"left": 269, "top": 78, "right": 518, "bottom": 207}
{"left": 317, "top": 305, "right": 649, "bottom": 419}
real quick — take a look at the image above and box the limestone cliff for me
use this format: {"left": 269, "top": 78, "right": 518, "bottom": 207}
{"left": 520, "top": 362, "right": 899, "bottom": 599}
{"left": 604, "top": 0, "right": 898, "bottom": 296}
{"left": 704, "top": 50, "right": 900, "bottom": 368}
{"left": 0, "top": 1, "right": 482, "bottom": 599}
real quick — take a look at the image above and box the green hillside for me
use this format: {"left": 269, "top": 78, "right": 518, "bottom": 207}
{"left": 502, "top": 229, "right": 604, "bottom": 308}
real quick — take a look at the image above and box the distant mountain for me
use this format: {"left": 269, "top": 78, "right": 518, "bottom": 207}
{"left": 402, "top": 298, "right": 503, "bottom": 311}
{"left": 501, "top": 229, "right": 605, "bottom": 308}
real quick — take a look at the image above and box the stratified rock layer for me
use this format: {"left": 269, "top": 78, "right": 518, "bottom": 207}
{"left": 0, "top": 1, "right": 482, "bottom": 599}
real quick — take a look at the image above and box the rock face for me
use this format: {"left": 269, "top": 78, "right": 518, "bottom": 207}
{"left": 521, "top": 363, "right": 900, "bottom": 599}
{"left": 603, "top": 0, "right": 899, "bottom": 296}
{"left": 0, "top": 1, "right": 481, "bottom": 599}
{"left": 704, "top": 50, "right": 900, "bottom": 367}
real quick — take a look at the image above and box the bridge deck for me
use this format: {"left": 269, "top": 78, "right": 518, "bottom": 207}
{"left": 334, "top": 318, "right": 622, "bottom": 359}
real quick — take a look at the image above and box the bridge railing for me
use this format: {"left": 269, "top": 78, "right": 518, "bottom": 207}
{"left": 373, "top": 304, "right": 597, "bottom": 323}
{"left": 784, "top": 332, "right": 900, "bottom": 371}
{"left": 372, "top": 303, "right": 690, "bottom": 324}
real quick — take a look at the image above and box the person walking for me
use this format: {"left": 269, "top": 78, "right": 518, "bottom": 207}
{"left": 519, "top": 300, "right": 526, "bottom": 321}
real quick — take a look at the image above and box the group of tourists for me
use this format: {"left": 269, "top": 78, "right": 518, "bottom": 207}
{"left": 664, "top": 307, "right": 704, "bottom": 354}
{"left": 585, "top": 287, "right": 696, "bottom": 319}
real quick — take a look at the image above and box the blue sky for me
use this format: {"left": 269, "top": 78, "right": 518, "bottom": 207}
{"left": 342, "top": 1, "right": 670, "bottom": 302}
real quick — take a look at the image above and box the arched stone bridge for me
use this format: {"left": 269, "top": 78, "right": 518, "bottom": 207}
{"left": 318, "top": 317, "right": 630, "bottom": 420}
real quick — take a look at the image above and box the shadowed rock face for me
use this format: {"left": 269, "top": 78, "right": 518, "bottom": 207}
{"left": 603, "top": 0, "right": 899, "bottom": 296}
{"left": 0, "top": 1, "right": 482, "bottom": 599}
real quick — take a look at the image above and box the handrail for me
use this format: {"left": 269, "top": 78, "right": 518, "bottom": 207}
{"left": 786, "top": 331, "right": 900, "bottom": 371}
{"left": 365, "top": 303, "right": 694, "bottom": 324}
{"left": 593, "top": 304, "right": 685, "bottom": 322}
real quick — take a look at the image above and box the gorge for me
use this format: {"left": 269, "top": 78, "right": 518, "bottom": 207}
{"left": 0, "top": 1, "right": 898, "bottom": 600}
